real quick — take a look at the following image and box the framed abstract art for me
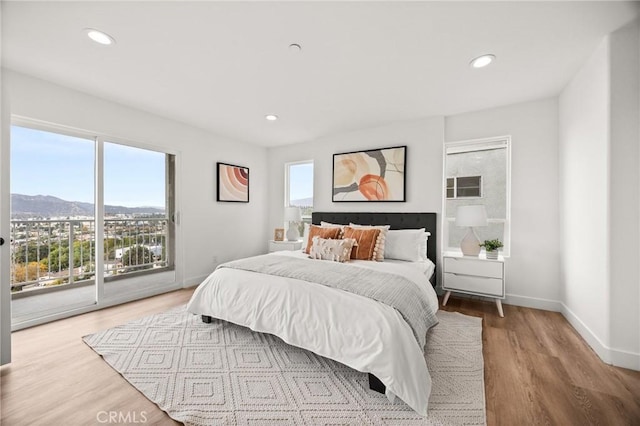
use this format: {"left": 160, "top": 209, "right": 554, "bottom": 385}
{"left": 332, "top": 145, "right": 406, "bottom": 202}
{"left": 217, "top": 162, "right": 249, "bottom": 202}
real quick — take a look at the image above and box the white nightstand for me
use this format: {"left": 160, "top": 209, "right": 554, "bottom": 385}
{"left": 442, "top": 252, "right": 506, "bottom": 317}
{"left": 268, "top": 240, "right": 303, "bottom": 253}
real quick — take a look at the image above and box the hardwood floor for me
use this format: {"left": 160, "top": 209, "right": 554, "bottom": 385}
{"left": 1, "top": 289, "right": 639, "bottom": 425}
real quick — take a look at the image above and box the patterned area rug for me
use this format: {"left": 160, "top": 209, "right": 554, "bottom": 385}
{"left": 83, "top": 306, "right": 485, "bottom": 425}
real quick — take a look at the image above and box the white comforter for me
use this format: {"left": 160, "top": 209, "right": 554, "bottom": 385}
{"left": 186, "top": 251, "right": 438, "bottom": 416}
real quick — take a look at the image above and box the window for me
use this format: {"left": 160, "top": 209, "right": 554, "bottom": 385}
{"left": 9, "top": 120, "right": 175, "bottom": 326}
{"left": 446, "top": 176, "right": 482, "bottom": 199}
{"left": 444, "top": 137, "right": 511, "bottom": 256}
{"left": 285, "top": 161, "right": 314, "bottom": 226}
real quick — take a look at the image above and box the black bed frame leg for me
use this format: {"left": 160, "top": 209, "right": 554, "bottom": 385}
{"left": 201, "top": 315, "right": 213, "bottom": 324}
{"left": 368, "top": 373, "right": 386, "bottom": 394}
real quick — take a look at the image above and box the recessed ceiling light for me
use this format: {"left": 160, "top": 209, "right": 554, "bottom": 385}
{"left": 470, "top": 54, "right": 495, "bottom": 69}
{"left": 84, "top": 28, "right": 116, "bottom": 45}
{"left": 265, "top": 114, "right": 278, "bottom": 121}
{"left": 289, "top": 43, "right": 302, "bottom": 53}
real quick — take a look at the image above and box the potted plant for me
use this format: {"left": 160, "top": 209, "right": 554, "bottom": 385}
{"left": 480, "top": 239, "right": 503, "bottom": 259}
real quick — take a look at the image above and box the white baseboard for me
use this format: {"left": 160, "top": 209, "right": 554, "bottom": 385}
{"left": 504, "top": 293, "right": 563, "bottom": 312}
{"left": 183, "top": 274, "right": 209, "bottom": 288}
{"left": 483, "top": 293, "right": 639, "bottom": 371}
{"left": 560, "top": 302, "right": 640, "bottom": 371}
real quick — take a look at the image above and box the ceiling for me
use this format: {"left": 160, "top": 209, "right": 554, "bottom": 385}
{"left": 2, "top": 1, "right": 638, "bottom": 147}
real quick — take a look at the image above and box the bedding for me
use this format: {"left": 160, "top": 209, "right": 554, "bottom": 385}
{"left": 385, "top": 228, "right": 431, "bottom": 262}
{"left": 187, "top": 250, "right": 438, "bottom": 416}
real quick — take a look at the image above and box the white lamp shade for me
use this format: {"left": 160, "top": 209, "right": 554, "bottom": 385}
{"left": 284, "top": 207, "right": 302, "bottom": 222}
{"left": 455, "top": 205, "right": 487, "bottom": 227}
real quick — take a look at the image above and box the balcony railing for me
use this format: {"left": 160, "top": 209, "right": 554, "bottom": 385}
{"left": 10, "top": 217, "right": 169, "bottom": 295}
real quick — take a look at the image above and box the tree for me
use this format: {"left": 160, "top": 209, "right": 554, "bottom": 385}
{"left": 13, "top": 261, "right": 46, "bottom": 284}
{"left": 122, "top": 245, "right": 153, "bottom": 272}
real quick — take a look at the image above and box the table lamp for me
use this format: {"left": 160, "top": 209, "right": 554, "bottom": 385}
{"left": 284, "top": 207, "right": 302, "bottom": 241}
{"left": 455, "top": 205, "right": 487, "bottom": 256}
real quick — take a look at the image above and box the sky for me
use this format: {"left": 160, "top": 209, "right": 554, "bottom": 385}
{"left": 288, "top": 162, "right": 313, "bottom": 201}
{"left": 11, "top": 125, "right": 166, "bottom": 207}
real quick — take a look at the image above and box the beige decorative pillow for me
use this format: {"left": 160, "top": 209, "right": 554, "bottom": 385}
{"left": 342, "top": 226, "right": 382, "bottom": 261}
{"left": 349, "top": 223, "right": 390, "bottom": 261}
{"left": 304, "top": 225, "right": 343, "bottom": 254}
{"left": 309, "top": 237, "right": 357, "bottom": 262}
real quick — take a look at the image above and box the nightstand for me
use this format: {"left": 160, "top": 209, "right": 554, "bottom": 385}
{"left": 268, "top": 240, "right": 303, "bottom": 253}
{"left": 442, "top": 253, "right": 505, "bottom": 317}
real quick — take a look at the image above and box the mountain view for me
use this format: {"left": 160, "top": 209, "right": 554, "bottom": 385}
{"left": 11, "top": 194, "right": 164, "bottom": 219}
{"left": 290, "top": 197, "right": 313, "bottom": 207}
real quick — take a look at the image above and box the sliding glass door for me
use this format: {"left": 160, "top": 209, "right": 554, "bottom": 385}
{"left": 9, "top": 120, "right": 175, "bottom": 328}
{"left": 10, "top": 125, "right": 97, "bottom": 323}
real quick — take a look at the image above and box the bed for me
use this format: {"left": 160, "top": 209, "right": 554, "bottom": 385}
{"left": 187, "top": 212, "right": 438, "bottom": 416}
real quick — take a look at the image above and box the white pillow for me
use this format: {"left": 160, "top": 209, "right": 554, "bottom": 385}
{"left": 309, "top": 237, "right": 357, "bottom": 262}
{"left": 384, "top": 229, "right": 431, "bottom": 262}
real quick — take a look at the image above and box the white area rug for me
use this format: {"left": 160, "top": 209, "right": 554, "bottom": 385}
{"left": 83, "top": 306, "right": 485, "bottom": 425}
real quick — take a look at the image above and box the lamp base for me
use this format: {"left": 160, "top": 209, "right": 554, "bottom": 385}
{"left": 286, "top": 226, "right": 300, "bottom": 242}
{"left": 460, "top": 227, "right": 481, "bottom": 256}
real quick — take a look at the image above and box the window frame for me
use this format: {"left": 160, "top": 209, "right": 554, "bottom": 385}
{"left": 9, "top": 115, "right": 180, "bottom": 329}
{"left": 284, "top": 159, "right": 314, "bottom": 222}
{"left": 442, "top": 136, "right": 511, "bottom": 257}
{"left": 446, "top": 175, "right": 483, "bottom": 199}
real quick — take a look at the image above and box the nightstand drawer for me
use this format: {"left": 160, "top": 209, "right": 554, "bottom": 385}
{"left": 443, "top": 272, "right": 504, "bottom": 297}
{"left": 444, "top": 257, "right": 503, "bottom": 278}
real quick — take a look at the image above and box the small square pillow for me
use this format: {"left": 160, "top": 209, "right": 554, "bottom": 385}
{"left": 342, "top": 226, "right": 382, "bottom": 260}
{"left": 309, "top": 237, "right": 357, "bottom": 262}
{"left": 349, "top": 223, "right": 390, "bottom": 261}
{"left": 304, "top": 225, "right": 342, "bottom": 254}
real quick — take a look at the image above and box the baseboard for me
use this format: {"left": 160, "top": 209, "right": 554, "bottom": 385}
{"left": 468, "top": 292, "right": 639, "bottom": 371}
{"left": 560, "top": 302, "right": 640, "bottom": 371}
{"left": 183, "top": 274, "right": 209, "bottom": 288}
{"left": 504, "top": 293, "right": 563, "bottom": 312}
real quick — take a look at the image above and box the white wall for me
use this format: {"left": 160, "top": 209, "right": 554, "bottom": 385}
{"left": 445, "top": 98, "right": 561, "bottom": 308}
{"left": 267, "top": 102, "right": 563, "bottom": 310}
{"left": 267, "top": 116, "right": 445, "bottom": 266}
{"left": 3, "top": 70, "right": 269, "bottom": 288}
{"left": 609, "top": 20, "right": 639, "bottom": 368}
{"left": 559, "top": 38, "right": 611, "bottom": 357}
{"left": 559, "top": 19, "right": 640, "bottom": 370}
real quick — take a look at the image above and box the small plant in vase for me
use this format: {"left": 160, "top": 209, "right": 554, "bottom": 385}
{"left": 480, "top": 239, "right": 503, "bottom": 259}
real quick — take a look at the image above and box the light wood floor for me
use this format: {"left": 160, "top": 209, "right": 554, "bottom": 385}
{"left": 1, "top": 289, "right": 639, "bottom": 425}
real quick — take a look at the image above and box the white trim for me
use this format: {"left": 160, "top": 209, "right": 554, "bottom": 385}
{"left": 454, "top": 292, "right": 639, "bottom": 371}
{"left": 183, "top": 274, "right": 210, "bottom": 288}
{"left": 284, "top": 159, "right": 314, "bottom": 208}
{"left": 504, "top": 293, "right": 563, "bottom": 312}
{"left": 561, "top": 303, "right": 640, "bottom": 370}
{"left": 443, "top": 135, "right": 512, "bottom": 257}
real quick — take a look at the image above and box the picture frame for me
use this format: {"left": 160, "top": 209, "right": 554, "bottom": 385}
{"left": 332, "top": 145, "right": 406, "bottom": 202}
{"left": 274, "top": 228, "right": 285, "bottom": 241}
{"left": 217, "top": 162, "right": 249, "bottom": 203}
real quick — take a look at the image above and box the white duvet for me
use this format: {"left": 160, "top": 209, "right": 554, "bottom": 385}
{"left": 186, "top": 250, "right": 438, "bottom": 416}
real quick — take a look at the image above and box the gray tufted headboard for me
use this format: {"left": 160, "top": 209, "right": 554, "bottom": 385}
{"left": 311, "top": 212, "right": 437, "bottom": 286}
